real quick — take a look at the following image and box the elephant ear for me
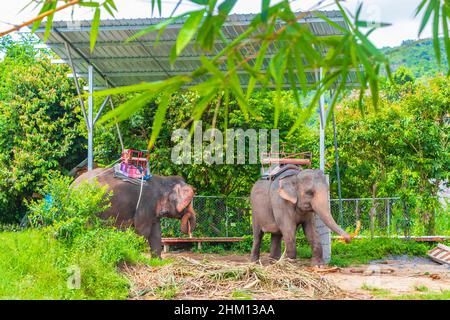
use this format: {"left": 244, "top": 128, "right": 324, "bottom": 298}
{"left": 278, "top": 178, "right": 297, "bottom": 205}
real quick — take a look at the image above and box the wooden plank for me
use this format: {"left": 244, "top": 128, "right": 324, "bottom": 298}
{"left": 428, "top": 244, "right": 450, "bottom": 265}
{"left": 161, "top": 237, "right": 244, "bottom": 244}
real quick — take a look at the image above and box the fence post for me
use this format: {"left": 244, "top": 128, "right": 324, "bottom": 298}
{"left": 387, "top": 199, "right": 391, "bottom": 237}
{"left": 225, "top": 202, "right": 229, "bottom": 238}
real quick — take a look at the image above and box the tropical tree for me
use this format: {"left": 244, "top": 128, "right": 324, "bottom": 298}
{"left": 0, "top": 36, "right": 84, "bottom": 222}
{"left": 329, "top": 71, "right": 449, "bottom": 234}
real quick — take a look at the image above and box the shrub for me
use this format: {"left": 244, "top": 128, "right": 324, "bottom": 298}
{"left": 27, "top": 172, "right": 111, "bottom": 242}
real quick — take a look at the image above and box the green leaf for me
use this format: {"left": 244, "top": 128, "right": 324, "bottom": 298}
{"left": 103, "top": 2, "right": 115, "bottom": 17}
{"left": 93, "top": 76, "right": 191, "bottom": 97}
{"left": 31, "top": 1, "right": 53, "bottom": 33}
{"left": 190, "top": 0, "right": 209, "bottom": 4}
{"left": 442, "top": 4, "right": 450, "bottom": 74}
{"left": 79, "top": 1, "right": 100, "bottom": 8}
{"left": 246, "top": 40, "right": 269, "bottom": 99}
{"left": 148, "top": 88, "right": 178, "bottom": 149}
{"left": 176, "top": 9, "right": 205, "bottom": 56}
{"left": 90, "top": 8, "right": 101, "bottom": 52}
{"left": 43, "top": 13, "right": 54, "bottom": 41}
{"left": 261, "top": 0, "right": 270, "bottom": 22}
{"left": 432, "top": 2, "right": 441, "bottom": 64}
{"left": 127, "top": 12, "right": 190, "bottom": 42}
{"left": 418, "top": 0, "right": 437, "bottom": 35}
{"left": 97, "top": 91, "right": 157, "bottom": 125}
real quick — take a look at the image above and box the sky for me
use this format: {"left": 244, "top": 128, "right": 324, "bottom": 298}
{"left": 0, "top": 0, "right": 434, "bottom": 48}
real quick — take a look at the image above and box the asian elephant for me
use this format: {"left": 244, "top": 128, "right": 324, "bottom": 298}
{"left": 250, "top": 168, "right": 351, "bottom": 265}
{"left": 72, "top": 168, "right": 196, "bottom": 258}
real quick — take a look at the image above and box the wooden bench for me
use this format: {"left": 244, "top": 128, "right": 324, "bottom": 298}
{"left": 161, "top": 237, "right": 244, "bottom": 252}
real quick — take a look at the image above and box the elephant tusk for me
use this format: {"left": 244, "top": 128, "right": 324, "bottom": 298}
{"left": 188, "top": 220, "right": 192, "bottom": 238}
{"left": 338, "top": 220, "right": 361, "bottom": 243}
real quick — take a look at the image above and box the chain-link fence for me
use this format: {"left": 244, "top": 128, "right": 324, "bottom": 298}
{"left": 161, "top": 196, "right": 252, "bottom": 237}
{"left": 161, "top": 196, "right": 449, "bottom": 238}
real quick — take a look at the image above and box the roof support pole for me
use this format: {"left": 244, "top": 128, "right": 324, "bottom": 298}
{"left": 332, "top": 110, "right": 344, "bottom": 225}
{"left": 88, "top": 65, "right": 94, "bottom": 171}
{"left": 93, "top": 96, "right": 111, "bottom": 124}
{"left": 315, "top": 67, "right": 332, "bottom": 263}
{"left": 109, "top": 99, "right": 125, "bottom": 152}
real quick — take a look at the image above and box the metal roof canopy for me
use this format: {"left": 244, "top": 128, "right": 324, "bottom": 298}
{"left": 33, "top": 10, "right": 356, "bottom": 264}
{"left": 34, "top": 10, "right": 358, "bottom": 88}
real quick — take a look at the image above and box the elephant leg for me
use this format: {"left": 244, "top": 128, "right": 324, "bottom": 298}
{"left": 279, "top": 225, "right": 297, "bottom": 259}
{"left": 148, "top": 222, "right": 162, "bottom": 259}
{"left": 269, "top": 233, "right": 282, "bottom": 260}
{"left": 302, "top": 219, "right": 324, "bottom": 266}
{"left": 250, "top": 225, "right": 264, "bottom": 262}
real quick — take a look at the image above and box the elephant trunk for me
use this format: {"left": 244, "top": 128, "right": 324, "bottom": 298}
{"left": 180, "top": 203, "right": 196, "bottom": 235}
{"left": 312, "top": 187, "right": 351, "bottom": 243}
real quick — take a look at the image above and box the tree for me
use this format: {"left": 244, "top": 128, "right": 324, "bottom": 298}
{"left": 0, "top": 36, "right": 84, "bottom": 222}
{"left": 328, "top": 75, "right": 449, "bottom": 234}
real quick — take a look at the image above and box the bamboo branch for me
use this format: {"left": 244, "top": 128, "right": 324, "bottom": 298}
{"left": 0, "top": 0, "right": 80, "bottom": 37}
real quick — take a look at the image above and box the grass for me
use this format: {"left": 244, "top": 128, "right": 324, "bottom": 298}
{"left": 0, "top": 228, "right": 150, "bottom": 300}
{"left": 394, "top": 290, "right": 450, "bottom": 300}
{"left": 360, "top": 283, "right": 391, "bottom": 296}
{"left": 414, "top": 285, "right": 429, "bottom": 292}
{"left": 329, "top": 238, "right": 431, "bottom": 267}
{"left": 231, "top": 289, "right": 254, "bottom": 300}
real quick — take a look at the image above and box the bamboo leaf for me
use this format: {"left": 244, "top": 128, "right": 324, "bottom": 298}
{"left": 31, "top": 1, "right": 53, "bottom": 33}
{"left": 148, "top": 88, "right": 177, "bottom": 149}
{"left": 261, "top": 0, "right": 270, "bottom": 22}
{"left": 432, "top": 2, "right": 441, "bottom": 64}
{"left": 176, "top": 9, "right": 205, "bottom": 56}
{"left": 98, "top": 91, "right": 157, "bottom": 125}
{"left": 127, "top": 12, "right": 190, "bottom": 42}
{"left": 93, "top": 76, "right": 191, "bottom": 97}
{"left": 418, "top": 0, "right": 437, "bottom": 35}
{"left": 90, "top": 8, "right": 101, "bottom": 52}
{"left": 442, "top": 4, "right": 450, "bottom": 74}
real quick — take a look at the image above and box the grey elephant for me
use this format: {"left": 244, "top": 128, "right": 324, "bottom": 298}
{"left": 250, "top": 168, "right": 351, "bottom": 265}
{"left": 72, "top": 168, "right": 196, "bottom": 258}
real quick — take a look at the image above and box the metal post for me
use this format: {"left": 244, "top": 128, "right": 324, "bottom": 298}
{"left": 88, "top": 65, "right": 94, "bottom": 171}
{"left": 109, "top": 99, "right": 125, "bottom": 152}
{"left": 332, "top": 111, "right": 344, "bottom": 225}
{"left": 315, "top": 67, "right": 331, "bottom": 263}
{"left": 387, "top": 199, "right": 391, "bottom": 237}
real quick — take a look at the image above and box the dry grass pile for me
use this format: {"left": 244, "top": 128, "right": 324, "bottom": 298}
{"left": 124, "top": 257, "right": 348, "bottom": 300}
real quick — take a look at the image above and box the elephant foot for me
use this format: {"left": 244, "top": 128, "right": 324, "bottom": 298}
{"left": 269, "top": 255, "right": 281, "bottom": 261}
{"left": 311, "top": 257, "right": 325, "bottom": 266}
{"left": 250, "top": 255, "right": 260, "bottom": 263}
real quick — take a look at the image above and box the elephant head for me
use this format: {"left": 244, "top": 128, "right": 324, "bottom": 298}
{"left": 157, "top": 180, "right": 196, "bottom": 235}
{"left": 277, "top": 169, "right": 351, "bottom": 243}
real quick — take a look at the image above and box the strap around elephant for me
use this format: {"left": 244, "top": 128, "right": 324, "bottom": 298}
{"left": 270, "top": 164, "right": 301, "bottom": 181}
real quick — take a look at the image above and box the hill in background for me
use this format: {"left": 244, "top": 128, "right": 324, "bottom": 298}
{"left": 382, "top": 38, "right": 448, "bottom": 78}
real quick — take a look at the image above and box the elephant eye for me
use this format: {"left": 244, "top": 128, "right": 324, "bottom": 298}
{"left": 306, "top": 189, "right": 314, "bottom": 196}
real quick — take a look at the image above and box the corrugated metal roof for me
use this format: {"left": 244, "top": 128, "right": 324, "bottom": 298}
{"left": 33, "top": 11, "right": 358, "bottom": 88}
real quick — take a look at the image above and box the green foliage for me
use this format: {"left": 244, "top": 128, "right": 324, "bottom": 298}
{"left": 0, "top": 228, "right": 144, "bottom": 299}
{"left": 27, "top": 173, "right": 111, "bottom": 242}
{"left": 0, "top": 171, "right": 151, "bottom": 299}
{"left": 383, "top": 38, "right": 449, "bottom": 78}
{"left": 329, "top": 238, "right": 431, "bottom": 267}
{"left": 394, "top": 290, "right": 450, "bottom": 300}
{"left": 0, "top": 36, "right": 84, "bottom": 223}
{"left": 329, "top": 75, "right": 449, "bottom": 234}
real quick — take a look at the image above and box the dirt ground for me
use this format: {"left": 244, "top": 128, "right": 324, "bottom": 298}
{"left": 124, "top": 251, "right": 450, "bottom": 300}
